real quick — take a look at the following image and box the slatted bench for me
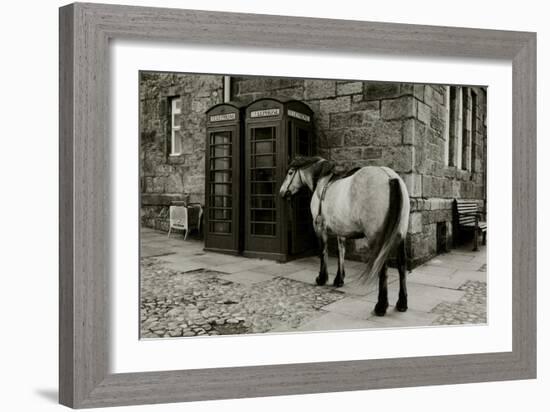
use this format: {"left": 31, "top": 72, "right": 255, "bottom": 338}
{"left": 454, "top": 199, "right": 487, "bottom": 251}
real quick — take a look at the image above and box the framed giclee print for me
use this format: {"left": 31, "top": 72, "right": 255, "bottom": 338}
{"left": 59, "top": 2, "right": 536, "bottom": 409}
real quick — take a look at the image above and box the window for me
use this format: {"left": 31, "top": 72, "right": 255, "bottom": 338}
{"left": 169, "top": 97, "right": 182, "bottom": 155}
{"left": 446, "top": 86, "right": 458, "bottom": 167}
{"left": 461, "top": 87, "right": 470, "bottom": 170}
{"left": 470, "top": 91, "right": 478, "bottom": 173}
{"left": 446, "top": 86, "right": 472, "bottom": 170}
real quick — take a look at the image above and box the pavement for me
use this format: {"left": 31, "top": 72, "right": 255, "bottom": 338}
{"left": 140, "top": 228, "right": 487, "bottom": 338}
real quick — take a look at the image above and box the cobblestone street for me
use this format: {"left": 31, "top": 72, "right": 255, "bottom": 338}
{"left": 140, "top": 228, "right": 487, "bottom": 338}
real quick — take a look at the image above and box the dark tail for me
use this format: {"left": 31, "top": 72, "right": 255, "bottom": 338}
{"left": 359, "top": 178, "right": 404, "bottom": 286}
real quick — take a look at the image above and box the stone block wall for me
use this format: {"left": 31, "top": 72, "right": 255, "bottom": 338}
{"left": 404, "top": 85, "right": 487, "bottom": 265}
{"left": 140, "top": 73, "right": 487, "bottom": 265}
{"left": 140, "top": 72, "right": 223, "bottom": 231}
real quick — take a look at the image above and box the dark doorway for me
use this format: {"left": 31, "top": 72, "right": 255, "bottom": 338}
{"left": 437, "top": 222, "right": 448, "bottom": 254}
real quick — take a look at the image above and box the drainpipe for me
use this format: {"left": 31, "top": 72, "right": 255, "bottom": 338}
{"left": 223, "top": 76, "right": 231, "bottom": 103}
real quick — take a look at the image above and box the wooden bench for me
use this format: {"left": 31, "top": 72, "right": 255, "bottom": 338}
{"left": 453, "top": 199, "right": 487, "bottom": 251}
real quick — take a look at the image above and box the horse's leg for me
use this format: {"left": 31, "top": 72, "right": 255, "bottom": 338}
{"left": 396, "top": 239, "right": 408, "bottom": 312}
{"left": 315, "top": 230, "right": 329, "bottom": 286}
{"left": 333, "top": 236, "right": 346, "bottom": 287}
{"left": 374, "top": 263, "right": 389, "bottom": 316}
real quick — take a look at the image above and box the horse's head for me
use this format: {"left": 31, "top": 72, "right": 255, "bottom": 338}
{"left": 279, "top": 167, "right": 305, "bottom": 199}
{"left": 279, "top": 156, "right": 334, "bottom": 199}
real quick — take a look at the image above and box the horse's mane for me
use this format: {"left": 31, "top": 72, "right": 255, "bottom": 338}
{"left": 288, "top": 156, "right": 325, "bottom": 169}
{"left": 289, "top": 156, "right": 335, "bottom": 188}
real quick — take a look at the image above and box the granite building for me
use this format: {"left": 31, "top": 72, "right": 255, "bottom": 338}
{"left": 140, "top": 72, "right": 487, "bottom": 267}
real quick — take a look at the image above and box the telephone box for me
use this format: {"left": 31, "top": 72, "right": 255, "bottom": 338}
{"left": 204, "top": 102, "right": 244, "bottom": 255}
{"left": 243, "top": 98, "right": 316, "bottom": 261}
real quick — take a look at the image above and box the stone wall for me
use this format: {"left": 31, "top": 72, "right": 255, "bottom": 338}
{"left": 140, "top": 73, "right": 223, "bottom": 231}
{"left": 139, "top": 73, "right": 487, "bottom": 265}
{"left": 404, "top": 85, "right": 487, "bottom": 265}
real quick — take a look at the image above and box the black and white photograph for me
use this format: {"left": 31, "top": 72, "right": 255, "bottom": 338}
{"left": 139, "top": 73, "right": 488, "bottom": 338}
{"left": 1, "top": 0, "right": 545, "bottom": 409}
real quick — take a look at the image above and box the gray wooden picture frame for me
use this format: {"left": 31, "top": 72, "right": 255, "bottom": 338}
{"left": 59, "top": 2, "right": 536, "bottom": 409}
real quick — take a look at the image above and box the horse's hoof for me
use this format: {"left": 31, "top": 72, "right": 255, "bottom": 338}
{"left": 316, "top": 275, "right": 327, "bottom": 286}
{"left": 374, "top": 301, "right": 388, "bottom": 316}
{"left": 396, "top": 299, "right": 408, "bottom": 312}
{"left": 333, "top": 277, "right": 344, "bottom": 287}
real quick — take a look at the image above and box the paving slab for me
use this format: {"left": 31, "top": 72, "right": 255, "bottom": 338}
{"left": 449, "top": 247, "right": 486, "bottom": 259}
{"left": 430, "top": 253, "right": 475, "bottom": 264}
{"left": 292, "top": 256, "right": 320, "bottom": 266}
{"left": 156, "top": 255, "right": 208, "bottom": 273}
{"left": 362, "top": 282, "right": 465, "bottom": 312}
{"left": 294, "top": 311, "right": 380, "bottom": 332}
{"left": 452, "top": 269, "right": 488, "bottom": 284}
{"left": 221, "top": 271, "right": 277, "bottom": 286}
{"left": 448, "top": 248, "right": 477, "bottom": 257}
{"left": 424, "top": 259, "right": 484, "bottom": 272}
{"left": 141, "top": 228, "right": 163, "bottom": 238}
{"left": 283, "top": 259, "right": 323, "bottom": 272}
{"left": 209, "top": 259, "right": 273, "bottom": 274}
{"left": 145, "top": 244, "right": 202, "bottom": 258}
{"left": 281, "top": 269, "right": 320, "bottom": 284}
{"left": 338, "top": 280, "right": 378, "bottom": 297}
{"left": 338, "top": 268, "right": 398, "bottom": 297}
{"left": 413, "top": 264, "right": 457, "bottom": 277}
{"left": 141, "top": 246, "right": 176, "bottom": 258}
{"left": 157, "top": 261, "right": 206, "bottom": 274}
{"left": 190, "top": 253, "right": 244, "bottom": 268}
{"left": 321, "top": 296, "right": 373, "bottom": 320}
{"left": 407, "top": 271, "right": 465, "bottom": 290}
{"left": 366, "top": 307, "right": 439, "bottom": 328}
{"left": 471, "top": 255, "right": 488, "bottom": 266}
{"left": 293, "top": 255, "right": 339, "bottom": 267}
{"left": 254, "top": 262, "right": 304, "bottom": 276}
{"left": 327, "top": 264, "right": 364, "bottom": 278}
{"left": 343, "top": 260, "right": 366, "bottom": 269}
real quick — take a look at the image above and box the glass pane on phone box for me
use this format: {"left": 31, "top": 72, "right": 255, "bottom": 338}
{"left": 213, "top": 184, "right": 230, "bottom": 196}
{"left": 211, "top": 171, "right": 231, "bottom": 182}
{"left": 212, "top": 158, "right": 231, "bottom": 170}
{"left": 252, "top": 182, "right": 273, "bottom": 195}
{"left": 211, "top": 144, "right": 231, "bottom": 158}
{"left": 253, "top": 127, "right": 273, "bottom": 141}
{"left": 252, "top": 169, "right": 274, "bottom": 181}
{"left": 212, "top": 209, "right": 231, "bottom": 220}
{"left": 252, "top": 223, "right": 274, "bottom": 236}
{"left": 252, "top": 210, "right": 275, "bottom": 222}
{"left": 212, "top": 131, "right": 231, "bottom": 145}
{"left": 212, "top": 196, "right": 232, "bottom": 208}
{"left": 212, "top": 222, "right": 230, "bottom": 233}
{"left": 253, "top": 141, "right": 273, "bottom": 154}
{"left": 251, "top": 197, "right": 274, "bottom": 209}
{"left": 254, "top": 154, "right": 274, "bottom": 168}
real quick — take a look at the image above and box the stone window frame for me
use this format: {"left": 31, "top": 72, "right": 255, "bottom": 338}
{"left": 169, "top": 96, "right": 182, "bottom": 156}
{"left": 470, "top": 89, "right": 479, "bottom": 173}
{"left": 444, "top": 85, "right": 451, "bottom": 166}
{"left": 460, "top": 87, "right": 472, "bottom": 171}
{"left": 445, "top": 85, "right": 472, "bottom": 171}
